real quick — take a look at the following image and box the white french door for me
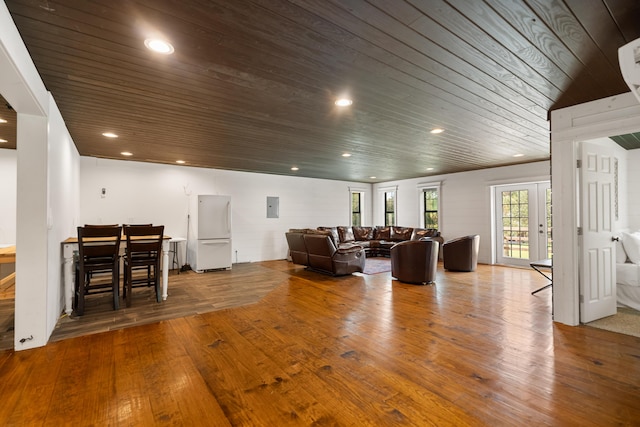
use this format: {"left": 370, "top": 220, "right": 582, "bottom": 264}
{"left": 495, "top": 182, "right": 551, "bottom": 267}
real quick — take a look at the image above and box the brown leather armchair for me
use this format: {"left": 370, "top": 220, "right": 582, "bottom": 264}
{"left": 443, "top": 235, "right": 480, "bottom": 272}
{"left": 302, "top": 234, "right": 365, "bottom": 275}
{"left": 390, "top": 239, "right": 439, "bottom": 285}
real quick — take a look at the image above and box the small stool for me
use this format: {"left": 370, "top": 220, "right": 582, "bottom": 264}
{"left": 168, "top": 237, "right": 186, "bottom": 274}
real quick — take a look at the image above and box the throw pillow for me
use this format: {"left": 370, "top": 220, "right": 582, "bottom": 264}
{"left": 621, "top": 232, "right": 640, "bottom": 264}
{"left": 353, "top": 226, "right": 373, "bottom": 241}
{"left": 374, "top": 226, "right": 391, "bottom": 240}
{"left": 337, "top": 226, "right": 355, "bottom": 243}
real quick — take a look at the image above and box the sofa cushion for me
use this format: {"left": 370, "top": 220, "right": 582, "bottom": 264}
{"left": 391, "top": 226, "right": 413, "bottom": 241}
{"left": 337, "top": 226, "right": 355, "bottom": 243}
{"left": 353, "top": 226, "right": 374, "bottom": 241}
{"left": 374, "top": 226, "right": 391, "bottom": 240}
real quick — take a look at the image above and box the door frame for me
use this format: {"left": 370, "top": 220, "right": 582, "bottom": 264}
{"left": 551, "top": 92, "right": 640, "bottom": 326}
{"left": 494, "top": 182, "right": 551, "bottom": 267}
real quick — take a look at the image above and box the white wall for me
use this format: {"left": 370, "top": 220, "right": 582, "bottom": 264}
{"left": 0, "top": 148, "right": 16, "bottom": 244}
{"left": 373, "top": 161, "right": 551, "bottom": 264}
{"left": 79, "top": 157, "right": 372, "bottom": 263}
{"left": 628, "top": 149, "right": 640, "bottom": 230}
{"left": 46, "top": 97, "right": 80, "bottom": 335}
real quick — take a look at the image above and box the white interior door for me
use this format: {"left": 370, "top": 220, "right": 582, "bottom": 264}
{"left": 495, "top": 182, "right": 551, "bottom": 267}
{"left": 579, "top": 142, "right": 616, "bottom": 323}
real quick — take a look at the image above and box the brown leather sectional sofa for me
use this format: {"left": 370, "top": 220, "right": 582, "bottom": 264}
{"left": 289, "top": 226, "right": 443, "bottom": 258}
{"left": 318, "top": 226, "right": 443, "bottom": 258}
{"left": 285, "top": 230, "right": 365, "bottom": 276}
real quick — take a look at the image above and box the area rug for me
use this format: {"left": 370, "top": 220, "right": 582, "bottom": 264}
{"left": 586, "top": 307, "right": 640, "bottom": 338}
{"left": 363, "top": 257, "right": 391, "bottom": 275}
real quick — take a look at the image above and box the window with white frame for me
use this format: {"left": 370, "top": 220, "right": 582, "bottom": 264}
{"left": 349, "top": 187, "right": 367, "bottom": 226}
{"left": 418, "top": 182, "right": 441, "bottom": 230}
{"left": 384, "top": 191, "right": 395, "bottom": 226}
{"left": 351, "top": 192, "right": 362, "bottom": 226}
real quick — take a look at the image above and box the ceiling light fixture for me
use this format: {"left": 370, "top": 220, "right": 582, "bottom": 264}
{"left": 176, "top": 160, "right": 186, "bottom": 164}
{"left": 121, "top": 151, "right": 133, "bottom": 156}
{"left": 102, "top": 132, "right": 118, "bottom": 138}
{"left": 342, "top": 153, "right": 352, "bottom": 157}
{"left": 426, "top": 167, "right": 434, "bottom": 171}
{"left": 335, "top": 98, "right": 353, "bottom": 107}
{"left": 291, "top": 166, "right": 299, "bottom": 171}
{"left": 144, "top": 38, "right": 174, "bottom": 54}
{"left": 430, "top": 128, "right": 444, "bottom": 134}
{"left": 370, "top": 176, "right": 376, "bottom": 179}
{"left": 513, "top": 153, "right": 525, "bottom": 157}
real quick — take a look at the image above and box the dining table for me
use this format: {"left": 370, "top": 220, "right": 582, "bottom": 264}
{"left": 61, "top": 235, "right": 171, "bottom": 315}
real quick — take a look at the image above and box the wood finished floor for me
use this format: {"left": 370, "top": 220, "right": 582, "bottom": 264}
{"left": 1, "top": 260, "right": 640, "bottom": 425}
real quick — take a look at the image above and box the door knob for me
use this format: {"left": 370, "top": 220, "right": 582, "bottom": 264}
{"left": 612, "top": 236, "right": 620, "bottom": 242}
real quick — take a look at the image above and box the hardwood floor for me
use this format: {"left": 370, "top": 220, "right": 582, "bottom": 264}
{"left": 1, "top": 261, "right": 639, "bottom": 425}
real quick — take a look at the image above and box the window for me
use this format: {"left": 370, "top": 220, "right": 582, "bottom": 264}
{"left": 384, "top": 191, "right": 395, "bottom": 226}
{"left": 423, "top": 188, "right": 438, "bottom": 229}
{"left": 351, "top": 192, "right": 362, "bottom": 226}
{"left": 417, "top": 181, "right": 441, "bottom": 230}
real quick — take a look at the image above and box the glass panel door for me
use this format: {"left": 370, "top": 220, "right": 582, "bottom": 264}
{"left": 495, "top": 182, "right": 551, "bottom": 267}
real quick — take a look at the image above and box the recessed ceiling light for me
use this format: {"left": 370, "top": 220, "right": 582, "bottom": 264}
{"left": 102, "top": 132, "right": 118, "bottom": 138}
{"left": 430, "top": 128, "right": 444, "bottom": 134}
{"left": 513, "top": 153, "right": 525, "bottom": 157}
{"left": 0, "top": 139, "right": 7, "bottom": 143}
{"left": 342, "top": 153, "right": 352, "bottom": 157}
{"left": 121, "top": 151, "right": 133, "bottom": 156}
{"left": 144, "top": 38, "right": 174, "bottom": 54}
{"left": 176, "top": 160, "right": 186, "bottom": 164}
{"left": 335, "top": 98, "right": 353, "bottom": 107}
{"left": 291, "top": 166, "right": 299, "bottom": 171}
{"left": 0, "top": 118, "right": 7, "bottom": 123}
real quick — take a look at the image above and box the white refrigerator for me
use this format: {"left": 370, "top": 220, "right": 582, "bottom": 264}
{"left": 187, "top": 195, "right": 232, "bottom": 272}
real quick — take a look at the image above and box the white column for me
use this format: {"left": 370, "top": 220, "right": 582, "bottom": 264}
{"left": 15, "top": 113, "right": 50, "bottom": 349}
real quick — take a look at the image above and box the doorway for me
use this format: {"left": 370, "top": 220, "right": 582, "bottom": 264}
{"left": 494, "top": 182, "right": 551, "bottom": 267}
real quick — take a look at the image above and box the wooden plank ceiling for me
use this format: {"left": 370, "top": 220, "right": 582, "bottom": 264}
{"left": 3, "top": 0, "right": 640, "bottom": 182}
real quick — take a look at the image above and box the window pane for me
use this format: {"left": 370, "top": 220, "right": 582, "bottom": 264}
{"left": 351, "top": 192, "right": 361, "bottom": 226}
{"left": 423, "top": 188, "right": 439, "bottom": 230}
{"left": 425, "top": 212, "right": 438, "bottom": 229}
{"left": 385, "top": 191, "right": 395, "bottom": 226}
{"left": 501, "top": 189, "right": 530, "bottom": 260}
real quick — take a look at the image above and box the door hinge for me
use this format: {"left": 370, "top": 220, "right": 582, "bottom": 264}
{"left": 577, "top": 159, "right": 582, "bottom": 168}
{"left": 577, "top": 227, "right": 583, "bottom": 235}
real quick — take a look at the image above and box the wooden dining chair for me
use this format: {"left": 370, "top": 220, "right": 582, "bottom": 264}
{"left": 123, "top": 225, "right": 164, "bottom": 306}
{"left": 123, "top": 223, "right": 153, "bottom": 279}
{"left": 74, "top": 225, "right": 122, "bottom": 316}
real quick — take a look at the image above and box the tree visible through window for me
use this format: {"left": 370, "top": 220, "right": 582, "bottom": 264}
{"left": 423, "top": 189, "right": 438, "bottom": 229}
{"left": 351, "top": 192, "right": 361, "bottom": 226}
{"left": 385, "top": 192, "right": 395, "bottom": 226}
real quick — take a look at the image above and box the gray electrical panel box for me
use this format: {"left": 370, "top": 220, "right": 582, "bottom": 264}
{"left": 267, "top": 196, "right": 279, "bottom": 218}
